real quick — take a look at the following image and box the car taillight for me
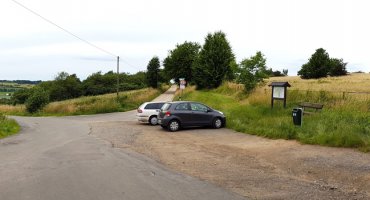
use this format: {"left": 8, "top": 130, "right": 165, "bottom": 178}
{"left": 137, "top": 109, "right": 142, "bottom": 113}
{"left": 165, "top": 111, "right": 171, "bottom": 117}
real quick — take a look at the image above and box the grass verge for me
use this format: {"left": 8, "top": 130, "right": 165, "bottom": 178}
{"left": 178, "top": 82, "right": 370, "bottom": 151}
{"left": 0, "top": 114, "right": 20, "bottom": 139}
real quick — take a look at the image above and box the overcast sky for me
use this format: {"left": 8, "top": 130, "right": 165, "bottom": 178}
{"left": 0, "top": 0, "right": 369, "bottom": 80}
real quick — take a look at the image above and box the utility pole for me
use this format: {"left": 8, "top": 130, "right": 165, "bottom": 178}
{"left": 117, "top": 56, "right": 120, "bottom": 99}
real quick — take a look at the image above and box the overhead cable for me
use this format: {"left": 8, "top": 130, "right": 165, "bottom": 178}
{"left": 11, "top": 0, "right": 117, "bottom": 58}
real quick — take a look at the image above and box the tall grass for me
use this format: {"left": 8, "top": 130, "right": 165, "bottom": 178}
{"left": 0, "top": 105, "right": 25, "bottom": 115}
{"left": 41, "top": 88, "right": 162, "bottom": 116}
{"left": 0, "top": 114, "right": 20, "bottom": 139}
{"left": 0, "top": 86, "right": 167, "bottom": 116}
{"left": 178, "top": 74, "right": 370, "bottom": 151}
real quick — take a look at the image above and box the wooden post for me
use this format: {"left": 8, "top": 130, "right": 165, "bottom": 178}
{"left": 117, "top": 56, "right": 120, "bottom": 99}
{"left": 283, "top": 86, "right": 287, "bottom": 108}
{"left": 271, "top": 86, "right": 274, "bottom": 108}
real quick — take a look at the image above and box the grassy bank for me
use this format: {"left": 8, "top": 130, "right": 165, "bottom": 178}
{"left": 0, "top": 114, "right": 20, "bottom": 139}
{"left": 0, "top": 86, "right": 168, "bottom": 116}
{"left": 178, "top": 74, "right": 370, "bottom": 151}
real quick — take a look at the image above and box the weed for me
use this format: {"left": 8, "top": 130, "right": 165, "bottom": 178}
{"left": 0, "top": 114, "right": 20, "bottom": 139}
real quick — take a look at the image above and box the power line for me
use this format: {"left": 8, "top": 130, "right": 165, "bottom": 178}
{"left": 11, "top": 0, "right": 117, "bottom": 58}
{"left": 11, "top": 0, "right": 140, "bottom": 71}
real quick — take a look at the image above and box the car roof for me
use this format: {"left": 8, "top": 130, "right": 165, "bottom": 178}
{"left": 167, "top": 101, "right": 200, "bottom": 104}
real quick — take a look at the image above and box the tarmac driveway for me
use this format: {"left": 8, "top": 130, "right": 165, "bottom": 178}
{"left": 0, "top": 85, "right": 245, "bottom": 200}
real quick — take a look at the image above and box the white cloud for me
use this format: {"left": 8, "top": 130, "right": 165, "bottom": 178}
{"left": 0, "top": 0, "right": 369, "bottom": 80}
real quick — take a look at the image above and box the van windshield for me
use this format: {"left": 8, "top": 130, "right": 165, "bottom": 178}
{"left": 161, "top": 103, "right": 171, "bottom": 111}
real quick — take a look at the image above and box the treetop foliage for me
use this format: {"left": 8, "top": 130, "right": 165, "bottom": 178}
{"left": 163, "top": 41, "right": 200, "bottom": 84}
{"left": 193, "top": 31, "right": 235, "bottom": 89}
{"left": 237, "top": 51, "right": 269, "bottom": 92}
{"left": 298, "top": 48, "right": 347, "bottom": 79}
{"left": 146, "top": 56, "right": 160, "bottom": 88}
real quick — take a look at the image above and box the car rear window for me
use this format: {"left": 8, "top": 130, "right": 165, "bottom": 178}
{"left": 175, "top": 103, "right": 189, "bottom": 110}
{"left": 144, "top": 103, "right": 165, "bottom": 109}
{"left": 161, "top": 103, "right": 172, "bottom": 111}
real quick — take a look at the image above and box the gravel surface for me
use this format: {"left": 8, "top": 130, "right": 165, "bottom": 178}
{"left": 90, "top": 84, "right": 370, "bottom": 200}
{"left": 91, "top": 121, "right": 370, "bottom": 199}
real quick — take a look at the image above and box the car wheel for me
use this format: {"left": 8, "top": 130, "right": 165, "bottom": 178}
{"left": 213, "top": 118, "right": 222, "bottom": 129}
{"left": 168, "top": 120, "right": 180, "bottom": 132}
{"left": 149, "top": 116, "right": 158, "bottom": 125}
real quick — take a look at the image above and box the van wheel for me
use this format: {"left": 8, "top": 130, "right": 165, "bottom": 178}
{"left": 168, "top": 120, "right": 180, "bottom": 132}
{"left": 213, "top": 118, "right": 222, "bottom": 129}
{"left": 149, "top": 116, "right": 158, "bottom": 125}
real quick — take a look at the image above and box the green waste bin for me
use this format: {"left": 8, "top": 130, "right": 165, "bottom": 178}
{"left": 292, "top": 108, "right": 303, "bottom": 126}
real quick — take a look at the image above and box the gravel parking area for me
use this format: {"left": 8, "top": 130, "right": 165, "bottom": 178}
{"left": 90, "top": 120, "right": 370, "bottom": 200}
{"left": 89, "top": 85, "right": 370, "bottom": 199}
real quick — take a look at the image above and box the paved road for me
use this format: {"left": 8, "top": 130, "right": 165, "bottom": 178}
{"left": 0, "top": 86, "right": 245, "bottom": 200}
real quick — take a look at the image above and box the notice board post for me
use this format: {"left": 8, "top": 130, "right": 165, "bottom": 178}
{"left": 268, "top": 82, "right": 291, "bottom": 108}
{"left": 179, "top": 78, "right": 186, "bottom": 100}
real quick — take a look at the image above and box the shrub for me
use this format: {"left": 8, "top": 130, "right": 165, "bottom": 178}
{"left": 26, "top": 88, "right": 49, "bottom": 113}
{"left": 11, "top": 88, "right": 31, "bottom": 105}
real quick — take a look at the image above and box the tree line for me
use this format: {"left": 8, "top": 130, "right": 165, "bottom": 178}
{"left": 146, "top": 31, "right": 289, "bottom": 93}
{"left": 146, "top": 31, "right": 348, "bottom": 93}
{"left": 0, "top": 80, "right": 42, "bottom": 85}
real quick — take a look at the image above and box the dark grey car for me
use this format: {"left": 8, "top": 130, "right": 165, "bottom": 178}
{"left": 157, "top": 101, "right": 226, "bottom": 132}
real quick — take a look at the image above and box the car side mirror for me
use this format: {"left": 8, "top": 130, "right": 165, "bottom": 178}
{"left": 207, "top": 109, "right": 212, "bottom": 112}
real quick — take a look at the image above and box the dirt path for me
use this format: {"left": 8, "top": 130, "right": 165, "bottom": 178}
{"left": 152, "top": 85, "right": 177, "bottom": 101}
{"left": 91, "top": 121, "right": 370, "bottom": 200}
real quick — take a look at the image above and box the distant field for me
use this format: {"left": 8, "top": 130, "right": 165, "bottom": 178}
{"left": 266, "top": 73, "right": 370, "bottom": 92}
{"left": 0, "top": 81, "right": 34, "bottom": 99}
{"left": 0, "top": 92, "right": 11, "bottom": 99}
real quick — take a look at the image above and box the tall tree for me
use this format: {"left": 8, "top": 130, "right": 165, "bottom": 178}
{"left": 193, "top": 31, "right": 235, "bottom": 89}
{"left": 298, "top": 48, "right": 331, "bottom": 79}
{"left": 146, "top": 56, "right": 160, "bottom": 88}
{"left": 163, "top": 41, "right": 200, "bottom": 84}
{"left": 237, "top": 51, "right": 269, "bottom": 92}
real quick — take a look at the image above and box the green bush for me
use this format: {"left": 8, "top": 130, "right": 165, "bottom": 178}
{"left": 0, "top": 114, "right": 20, "bottom": 139}
{"left": 26, "top": 88, "right": 49, "bottom": 113}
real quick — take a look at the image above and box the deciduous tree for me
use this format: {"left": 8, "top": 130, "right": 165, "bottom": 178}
{"left": 298, "top": 48, "right": 331, "bottom": 79}
{"left": 146, "top": 56, "right": 160, "bottom": 88}
{"left": 237, "top": 51, "right": 269, "bottom": 93}
{"left": 163, "top": 41, "right": 200, "bottom": 84}
{"left": 329, "top": 58, "right": 348, "bottom": 76}
{"left": 193, "top": 31, "right": 235, "bottom": 89}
